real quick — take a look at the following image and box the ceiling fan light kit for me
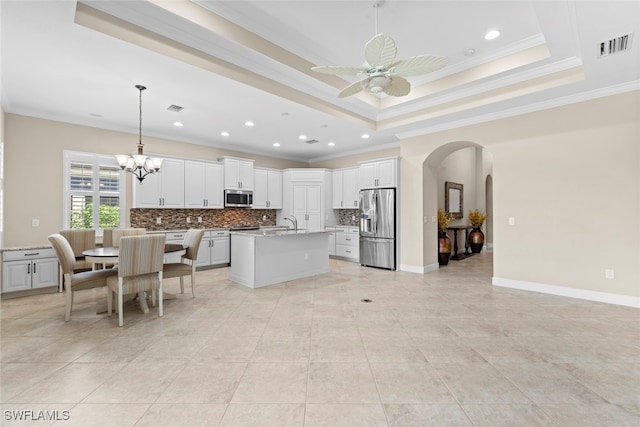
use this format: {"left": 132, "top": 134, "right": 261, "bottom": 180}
{"left": 311, "top": 2, "right": 448, "bottom": 98}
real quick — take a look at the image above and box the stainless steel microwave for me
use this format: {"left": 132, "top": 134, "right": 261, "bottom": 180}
{"left": 224, "top": 189, "right": 253, "bottom": 208}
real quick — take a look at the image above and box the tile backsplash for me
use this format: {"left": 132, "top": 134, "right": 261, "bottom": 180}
{"left": 338, "top": 209, "right": 359, "bottom": 227}
{"left": 130, "top": 208, "right": 276, "bottom": 230}
{"left": 131, "top": 208, "right": 358, "bottom": 230}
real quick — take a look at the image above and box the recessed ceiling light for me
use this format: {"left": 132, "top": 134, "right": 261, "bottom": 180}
{"left": 328, "top": 142, "right": 335, "bottom": 147}
{"left": 361, "top": 133, "right": 370, "bottom": 139}
{"left": 173, "top": 122, "right": 183, "bottom": 127}
{"left": 298, "top": 134, "right": 307, "bottom": 140}
{"left": 321, "top": 124, "right": 328, "bottom": 128}
{"left": 463, "top": 48, "right": 476, "bottom": 56}
{"left": 281, "top": 112, "right": 289, "bottom": 116}
{"left": 244, "top": 121, "right": 254, "bottom": 127}
{"left": 273, "top": 142, "right": 280, "bottom": 147}
{"left": 89, "top": 113, "right": 102, "bottom": 118}
{"left": 484, "top": 29, "right": 501, "bottom": 40}
{"left": 221, "top": 131, "right": 229, "bottom": 137}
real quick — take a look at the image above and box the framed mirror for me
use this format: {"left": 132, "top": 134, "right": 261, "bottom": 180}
{"left": 445, "top": 181, "right": 463, "bottom": 219}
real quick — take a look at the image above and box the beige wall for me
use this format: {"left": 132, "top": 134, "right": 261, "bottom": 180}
{"left": 400, "top": 90, "right": 640, "bottom": 299}
{"left": 3, "top": 114, "right": 305, "bottom": 247}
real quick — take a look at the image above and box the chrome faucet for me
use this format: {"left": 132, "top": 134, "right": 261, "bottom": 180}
{"left": 283, "top": 216, "right": 297, "bottom": 231}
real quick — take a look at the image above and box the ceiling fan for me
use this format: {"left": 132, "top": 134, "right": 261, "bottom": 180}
{"left": 311, "top": 3, "right": 448, "bottom": 98}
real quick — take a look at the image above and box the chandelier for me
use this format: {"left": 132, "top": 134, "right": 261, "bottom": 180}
{"left": 115, "top": 85, "right": 162, "bottom": 183}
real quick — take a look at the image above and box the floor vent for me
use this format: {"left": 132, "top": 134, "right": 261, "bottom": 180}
{"left": 304, "top": 139, "right": 319, "bottom": 144}
{"left": 598, "top": 33, "right": 633, "bottom": 57}
{"left": 167, "top": 104, "right": 184, "bottom": 112}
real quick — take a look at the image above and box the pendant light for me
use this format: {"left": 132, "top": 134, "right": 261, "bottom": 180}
{"left": 115, "top": 85, "right": 162, "bottom": 183}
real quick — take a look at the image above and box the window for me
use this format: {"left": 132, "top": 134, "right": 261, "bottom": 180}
{"left": 63, "top": 151, "right": 126, "bottom": 233}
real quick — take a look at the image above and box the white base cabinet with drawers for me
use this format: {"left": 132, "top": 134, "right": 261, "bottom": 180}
{"left": 328, "top": 227, "right": 359, "bottom": 262}
{"left": 197, "top": 230, "right": 230, "bottom": 268}
{"left": 2, "top": 248, "right": 59, "bottom": 294}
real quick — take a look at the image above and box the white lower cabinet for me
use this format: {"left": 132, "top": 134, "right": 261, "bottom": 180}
{"left": 332, "top": 227, "right": 359, "bottom": 262}
{"left": 2, "top": 248, "right": 59, "bottom": 293}
{"left": 197, "top": 230, "right": 230, "bottom": 267}
{"left": 328, "top": 231, "right": 336, "bottom": 255}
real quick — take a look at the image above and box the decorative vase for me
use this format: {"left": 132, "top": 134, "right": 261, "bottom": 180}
{"left": 438, "top": 231, "right": 452, "bottom": 265}
{"left": 469, "top": 227, "right": 485, "bottom": 253}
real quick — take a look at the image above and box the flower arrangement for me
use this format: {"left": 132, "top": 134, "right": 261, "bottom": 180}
{"left": 438, "top": 208, "right": 455, "bottom": 232}
{"left": 468, "top": 209, "right": 488, "bottom": 228}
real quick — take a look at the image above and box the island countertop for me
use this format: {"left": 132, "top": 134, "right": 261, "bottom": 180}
{"left": 230, "top": 229, "right": 334, "bottom": 237}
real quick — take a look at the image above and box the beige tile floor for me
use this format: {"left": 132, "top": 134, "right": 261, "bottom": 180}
{"left": 1, "top": 251, "right": 639, "bottom": 426}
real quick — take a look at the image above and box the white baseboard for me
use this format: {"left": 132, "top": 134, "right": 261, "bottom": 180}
{"left": 400, "top": 262, "right": 440, "bottom": 274}
{"left": 492, "top": 277, "right": 640, "bottom": 308}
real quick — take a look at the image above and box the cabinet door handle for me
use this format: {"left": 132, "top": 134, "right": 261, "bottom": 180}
{"left": 33, "top": 263, "right": 37, "bottom": 274}
{"left": 27, "top": 263, "right": 31, "bottom": 274}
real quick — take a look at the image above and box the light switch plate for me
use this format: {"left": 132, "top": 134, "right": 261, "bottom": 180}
{"left": 156, "top": 217, "right": 162, "bottom": 224}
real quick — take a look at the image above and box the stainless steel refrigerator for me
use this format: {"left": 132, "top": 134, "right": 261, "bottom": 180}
{"left": 359, "top": 188, "right": 396, "bottom": 270}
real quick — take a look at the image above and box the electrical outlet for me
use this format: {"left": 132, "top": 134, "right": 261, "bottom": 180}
{"left": 186, "top": 217, "right": 191, "bottom": 223}
{"left": 156, "top": 217, "right": 162, "bottom": 224}
{"left": 508, "top": 217, "right": 516, "bottom": 226}
{"left": 197, "top": 217, "right": 202, "bottom": 223}
{"left": 432, "top": 216, "right": 437, "bottom": 223}
{"left": 605, "top": 269, "right": 614, "bottom": 279}
{"left": 352, "top": 215, "right": 356, "bottom": 221}
{"left": 31, "top": 219, "right": 40, "bottom": 227}
{"left": 262, "top": 215, "right": 267, "bottom": 221}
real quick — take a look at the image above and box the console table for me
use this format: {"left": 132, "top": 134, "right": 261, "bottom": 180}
{"left": 447, "top": 225, "right": 473, "bottom": 260}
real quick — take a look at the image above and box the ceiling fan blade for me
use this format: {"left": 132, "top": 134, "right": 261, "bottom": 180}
{"left": 364, "top": 33, "right": 397, "bottom": 68}
{"left": 383, "top": 76, "right": 411, "bottom": 97}
{"left": 311, "top": 65, "right": 367, "bottom": 76}
{"left": 390, "top": 55, "right": 448, "bottom": 76}
{"left": 338, "top": 79, "right": 366, "bottom": 98}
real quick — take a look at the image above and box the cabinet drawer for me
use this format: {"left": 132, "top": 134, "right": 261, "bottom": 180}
{"left": 165, "top": 231, "right": 187, "bottom": 242}
{"left": 3, "top": 248, "right": 55, "bottom": 262}
{"left": 336, "top": 244, "right": 359, "bottom": 259}
{"left": 336, "top": 233, "right": 358, "bottom": 246}
{"left": 210, "top": 229, "right": 229, "bottom": 237}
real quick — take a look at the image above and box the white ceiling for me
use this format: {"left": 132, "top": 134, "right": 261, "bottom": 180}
{"left": 1, "top": 1, "right": 639, "bottom": 162}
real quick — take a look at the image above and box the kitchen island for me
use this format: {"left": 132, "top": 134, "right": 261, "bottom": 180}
{"left": 229, "top": 229, "right": 331, "bottom": 288}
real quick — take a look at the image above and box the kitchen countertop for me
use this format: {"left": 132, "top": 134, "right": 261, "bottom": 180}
{"left": 1, "top": 245, "right": 53, "bottom": 253}
{"left": 231, "top": 229, "right": 333, "bottom": 237}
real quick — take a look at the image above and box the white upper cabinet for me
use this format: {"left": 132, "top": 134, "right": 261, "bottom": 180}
{"left": 184, "top": 161, "right": 223, "bottom": 208}
{"left": 332, "top": 167, "right": 359, "bottom": 208}
{"left": 135, "top": 158, "right": 185, "bottom": 208}
{"left": 359, "top": 158, "right": 397, "bottom": 189}
{"left": 219, "top": 156, "right": 254, "bottom": 190}
{"left": 253, "top": 168, "right": 282, "bottom": 209}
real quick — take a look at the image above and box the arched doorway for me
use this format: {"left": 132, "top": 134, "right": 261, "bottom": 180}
{"left": 420, "top": 141, "right": 493, "bottom": 269}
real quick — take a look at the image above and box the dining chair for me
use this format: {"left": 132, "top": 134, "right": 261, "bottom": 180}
{"left": 59, "top": 229, "right": 96, "bottom": 291}
{"left": 48, "top": 233, "right": 118, "bottom": 322}
{"left": 106, "top": 234, "right": 166, "bottom": 327}
{"left": 163, "top": 228, "right": 205, "bottom": 297}
{"left": 111, "top": 228, "right": 146, "bottom": 247}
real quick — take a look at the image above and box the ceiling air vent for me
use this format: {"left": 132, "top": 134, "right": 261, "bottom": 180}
{"left": 598, "top": 33, "right": 633, "bottom": 57}
{"left": 166, "top": 104, "right": 184, "bottom": 112}
{"left": 304, "top": 139, "right": 319, "bottom": 144}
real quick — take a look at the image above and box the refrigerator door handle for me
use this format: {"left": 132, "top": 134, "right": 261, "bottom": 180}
{"left": 372, "top": 192, "right": 378, "bottom": 234}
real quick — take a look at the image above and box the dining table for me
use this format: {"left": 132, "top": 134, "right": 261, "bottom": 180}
{"left": 82, "top": 243, "right": 186, "bottom": 315}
